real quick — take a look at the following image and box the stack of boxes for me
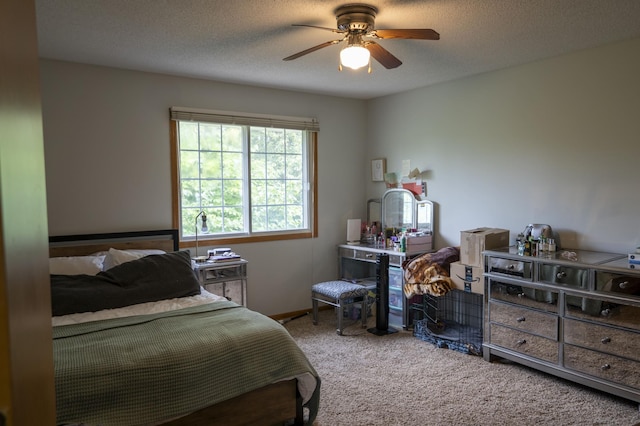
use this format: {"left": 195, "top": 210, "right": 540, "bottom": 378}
{"left": 450, "top": 227, "right": 510, "bottom": 294}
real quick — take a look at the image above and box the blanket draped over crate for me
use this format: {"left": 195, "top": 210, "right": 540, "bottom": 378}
{"left": 53, "top": 300, "right": 320, "bottom": 426}
{"left": 403, "top": 247, "right": 460, "bottom": 297}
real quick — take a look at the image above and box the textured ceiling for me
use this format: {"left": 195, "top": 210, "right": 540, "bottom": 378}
{"left": 35, "top": 0, "right": 640, "bottom": 100}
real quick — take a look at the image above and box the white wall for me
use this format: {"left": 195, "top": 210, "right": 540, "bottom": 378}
{"left": 40, "top": 60, "right": 368, "bottom": 316}
{"left": 367, "top": 37, "right": 640, "bottom": 254}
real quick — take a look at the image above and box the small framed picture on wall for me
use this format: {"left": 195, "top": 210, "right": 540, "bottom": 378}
{"left": 371, "top": 158, "right": 386, "bottom": 182}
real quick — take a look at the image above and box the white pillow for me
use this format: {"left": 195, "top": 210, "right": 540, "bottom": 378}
{"left": 49, "top": 255, "right": 105, "bottom": 275}
{"left": 102, "top": 248, "right": 166, "bottom": 270}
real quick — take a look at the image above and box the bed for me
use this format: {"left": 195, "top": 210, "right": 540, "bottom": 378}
{"left": 49, "top": 229, "right": 320, "bottom": 426}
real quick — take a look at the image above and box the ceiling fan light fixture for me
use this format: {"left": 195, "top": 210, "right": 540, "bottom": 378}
{"left": 340, "top": 44, "right": 370, "bottom": 70}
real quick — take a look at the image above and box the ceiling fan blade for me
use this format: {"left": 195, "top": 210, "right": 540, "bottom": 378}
{"left": 283, "top": 40, "right": 340, "bottom": 61}
{"left": 373, "top": 29, "right": 440, "bottom": 40}
{"left": 366, "top": 42, "right": 402, "bottom": 69}
{"left": 292, "top": 24, "right": 343, "bottom": 33}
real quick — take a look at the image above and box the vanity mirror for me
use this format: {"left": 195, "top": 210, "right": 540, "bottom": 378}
{"left": 381, "top": 189, "right": 433, "bottom": 234}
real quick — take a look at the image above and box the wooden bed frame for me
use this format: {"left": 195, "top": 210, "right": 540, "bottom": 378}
{"left": 49, "top": 229, "right": 304, "bottom": 426}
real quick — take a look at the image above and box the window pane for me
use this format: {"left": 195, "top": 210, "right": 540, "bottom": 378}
{"left": 266, "top": 128, "right": 285, "bottom": 153}
{"left": 250, "top": 127, "right": 266, "bottom": 152}
{"left": 267, "top": 205, "right": 286, "bottom": 230}
{"left": 180, "top": 151, "right": 200, "bottom": 179}
{"left": 222, "top": 206, "right": 244, "bottom": 232}
{"left": 181, "top": 179, "right": 200, "bottom": 207}
{"left": 207, "top": 207, "right": 224, "bottom": 233}
{"left": 222, "top": 125, "right": 242, "bottom": 151}
{"left": 223, "top": 179, "right": 243, "bottom": 207}
{"left": 200, "top": 123, "right": 221, "bottom": 151}
{"left": 252, "top": 205, "right": 267, "bottom": 232}
{"left": 200, "top": 151, "right": 222, "bottom": 179}
{"left": 222, "top": 152, "right": 243, "bottom": 179}
{"left": 286, "top": 153, "right": 302, "bottom": 180}
{"left": 200, "top": 179, "right": 223, "bottom": 206}
{"left": 266, "top": 153, "right": 285, "bottom": 179}
{"left": 286, "top": 180, "right": 303, "bottom": 205}
{"left": 251, "top": 153, "right": 267, "bottom": 179}
{"left": 267, "top": 180, "right": 285, "bottom": 205}
{"left": 251, "top": 179, "right": 267, "bottom": 205}
{"left": 286, "top": 130, "right": 303, "bottom": 154}
{"left": 288, "top": 205, "right": 303, "bottom": 228}
{"left": 179, "top": 122, "right": 199, "bottom": 150}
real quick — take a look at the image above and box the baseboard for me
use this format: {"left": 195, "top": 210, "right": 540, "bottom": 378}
{"left": 270, "top": 305, "right": 331, "bottom": 322}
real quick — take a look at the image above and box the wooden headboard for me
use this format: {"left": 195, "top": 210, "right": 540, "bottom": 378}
{"left": 49, "top": 229, "right": 179, "bottom": 257}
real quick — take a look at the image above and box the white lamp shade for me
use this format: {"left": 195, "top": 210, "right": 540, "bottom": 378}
{"left": 340, "top": 45, "right": 370, "bottom": 69}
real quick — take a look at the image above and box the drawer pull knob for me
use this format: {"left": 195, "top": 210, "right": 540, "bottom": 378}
{"left": 601, "top": 337, "right": 611, "bottom": 344}
{"left": 516, "top": 339, "right": 527, "bottom": 346}
{"left": 516, "top": 317, "right": 526, "bottom": 323}
{"left": 508, "top": 264, "right": 515, "bottom": 270}
{"left": 619, "top": 281, "right": 630, "bottom": 289}
{"left": 601, "top": 364, "right": 611, "bottom": 371}
{"left": 556, "top": 271, "right": 567, "bottom": 280}
{"left": 517, "top": 293, "right": 525, "bottom": 298}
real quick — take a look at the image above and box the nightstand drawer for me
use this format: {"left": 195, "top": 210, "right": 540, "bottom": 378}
{"left": 564, "top": 345, "right": 640, "bottom": 390}
{"left": 490, "top": 324, "right": 558, "bottom": 363}
{"left": 199, "top": 265, "right": 245, "bottom": 283}
{"left": 564, "top": 318, "right": 640, "bottom": 361}
{"left": 490, "top": 301, "right": 557, "bottom": 339}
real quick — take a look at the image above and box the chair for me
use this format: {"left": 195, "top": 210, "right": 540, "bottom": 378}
{"left": 311, "top": 280, "right": 370, "bottom": 335}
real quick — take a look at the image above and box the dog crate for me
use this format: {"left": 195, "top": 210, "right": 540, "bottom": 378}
{"left": 412, "top": 289, "right": 483, "bottom": 355}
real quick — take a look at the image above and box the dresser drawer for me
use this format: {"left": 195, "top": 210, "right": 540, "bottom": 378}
{"left": 341, "top": 247, "right": 405, "bottom": 267}
{"left": 564, "top": 318, "right": 640, "bottom": 361}
{"left": 595, "top": 270, "right": 640, "bottom": 296}
{"left": 564, "top": 344, "right": 640, "bottom": 390}
{"left": 565, "top": 298, "right": 640, "bottom": 330}
{"left": 488, "top": 281, "right": 558, "bottom": 313}
{"left": 490, "top": 324, "right": 558, "bottom": 363}
{"left": 353, "top": 249, "right": 378, "bottom": 263}
{"left": 489, "top": 301, "right": 557, "bottom": 339}
{"left": 487, "top": 256, "right": 533, "bottom": 280}
{"left": 539, "top": 263, "right": 589, "bottom": 288}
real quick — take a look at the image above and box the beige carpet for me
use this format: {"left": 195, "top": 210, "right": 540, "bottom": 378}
{"left": 285, "top": 310, "right": 640, "bottom": 426}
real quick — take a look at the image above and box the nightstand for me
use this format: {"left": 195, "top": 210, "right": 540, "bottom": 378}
{"left": 193, "top": 259, "right": 248, "bottom": 306}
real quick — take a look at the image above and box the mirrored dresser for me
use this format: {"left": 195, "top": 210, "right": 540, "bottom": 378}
{"left": 483, "top": 247, "right": 640, "bottom": 406}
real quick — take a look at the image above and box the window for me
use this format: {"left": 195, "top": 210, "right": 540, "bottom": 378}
{"left": 170, "top": 107, "right": 319, "bottom": 245}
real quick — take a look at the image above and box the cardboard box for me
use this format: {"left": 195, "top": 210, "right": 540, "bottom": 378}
{"left": 460, "top": 227, "right": 510, "bottom": 267}
{"left": 450, "top": 261, "right": 484, "bottom": 294}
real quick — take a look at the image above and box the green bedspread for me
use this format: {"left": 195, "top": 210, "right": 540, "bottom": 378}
{"left": 53, "top": 300, "right": 320, "bottom": 425}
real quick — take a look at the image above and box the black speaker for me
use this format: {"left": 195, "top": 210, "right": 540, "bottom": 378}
{"left": 368, "top": 253, "right": 397, "bottom": 336}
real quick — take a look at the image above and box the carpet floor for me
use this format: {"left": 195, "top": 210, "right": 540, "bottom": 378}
{"left": 284, "top": 309, "right": 640, "bottom": 426}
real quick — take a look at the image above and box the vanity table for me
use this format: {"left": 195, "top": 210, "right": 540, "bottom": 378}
{"left": 338, "top": 189, "right": 435, "bottom": 330}
{"left": 338, "top": 244, "right": 430, "bottom": 330}
{"left": 483, "top": 247, "right": 640, "bottom": 405}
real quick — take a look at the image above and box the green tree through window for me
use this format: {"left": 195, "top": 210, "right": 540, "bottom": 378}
{"left": 171, "top": 112, "right": 317, "bottom": 244}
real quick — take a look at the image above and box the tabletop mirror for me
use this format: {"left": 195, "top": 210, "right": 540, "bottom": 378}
{"left": 381, "top": 189, "right": 433, "bottom": 234}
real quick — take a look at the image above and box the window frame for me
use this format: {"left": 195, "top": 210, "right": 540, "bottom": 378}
{"left": 170, "top": 113, "right": 318, "bottom": 248}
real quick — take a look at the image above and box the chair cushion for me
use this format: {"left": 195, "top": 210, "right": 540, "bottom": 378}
{"left": 312, "top": 280, "right": 369, "bottom": 300}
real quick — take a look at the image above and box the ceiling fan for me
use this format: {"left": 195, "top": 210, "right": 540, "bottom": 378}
{"left": 283, "top": 3, "right": 440, "bottom": 72}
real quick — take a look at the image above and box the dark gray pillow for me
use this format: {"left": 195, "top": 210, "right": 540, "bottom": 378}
{"left": 51, "top": 250, "right": 200, "bottom": 316}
